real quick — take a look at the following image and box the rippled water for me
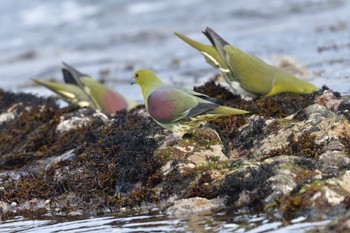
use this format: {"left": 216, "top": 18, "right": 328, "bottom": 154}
{"left": 0, "top": 211, "right": 329, "bottom": 233}
{"left": 0, "top": 0, "right": 349, "bottom": 231}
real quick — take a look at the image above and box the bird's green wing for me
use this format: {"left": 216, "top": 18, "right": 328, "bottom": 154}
{"left": 178, "top": 87, "right": 223, "bottom": 105}
{"left": 266, "top": 67, "right": 318, "bottom": 96}
{"left": 223, "top": 46, "right": 275, "bottom": 95}
{"left": 147, "top": 86, "right": 218, "bottom": 123}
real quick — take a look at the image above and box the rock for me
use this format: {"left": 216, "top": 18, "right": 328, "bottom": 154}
{"left": 315, "top": 90, "right": 343, "bottom": 111}
{"left": 1, "top": 87, "right": 350, "bottom": 230}
{"left": 264, "top": 159, "right": 298, "bottom": 205}
{"left": 0, "top": 201, "right": 10, "bottom": 213}
{"left": 0, "top": 112, "right": 15, "bottom": 124}
{"left": 234, "top": 116, "right": 266, "bottom": 150}
{"left": 56, "top": 108, "right": 108, "bottom": 133}
{"left": 327, "top": 171, "right": 350, "bottom": 194}
{"left": 252, "top": 104, "right": 350, "bottom": 159}
{"left": 317, "top": 151, "right": 350, "bottom": 174}
{"left": 156, "top": 127, "right": 226, "bottom": 171}
{"left": 223, "top": 155, "right": 318, "bottom": 208}
{"left": 310, "top": 212, "right": 350, "bottom": 233}
{"left": 278, "top": 171, "right": 350, "bottom": 220}
{"left": 166, "top": 197, "right": 222, "bottom": 217}
{"left": 44, "top": 149, "right": 76, "bottom": 170}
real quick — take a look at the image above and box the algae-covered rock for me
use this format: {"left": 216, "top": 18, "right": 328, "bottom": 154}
{"left": 0, "top": 84, "right": 350, "bottom": 228}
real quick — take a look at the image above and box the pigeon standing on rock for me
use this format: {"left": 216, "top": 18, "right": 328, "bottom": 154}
{"left": 130, "top": 69, "right": 249, "bottom": 138}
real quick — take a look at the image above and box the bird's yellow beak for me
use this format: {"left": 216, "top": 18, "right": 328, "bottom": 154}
{"left": 130, "top": 78, "right": 136, "bottom": 85}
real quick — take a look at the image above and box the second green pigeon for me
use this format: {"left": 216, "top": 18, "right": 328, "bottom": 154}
{"left": 175, "top": 27, "right": 318, "bottom": 99}
{"left": 34, "top": 63, "right": 137, "bottom": 114}
{"left": 131, "top": 69, "right": 249, "bottom": 138}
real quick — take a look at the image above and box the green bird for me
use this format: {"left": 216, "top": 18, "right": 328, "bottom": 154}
{"left": 175, "top": 27, "right": 318, "bottom": 99}
{"left": 130, "top": 69, "right": 249, "bottom": 138}
{"left": 34, "top": 63, "right": 138, "bottom": 113}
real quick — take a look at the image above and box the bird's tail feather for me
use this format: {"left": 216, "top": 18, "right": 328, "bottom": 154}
{"left": 33, "top": 79, "right": 89, "bottom": 103}
{"left": 174, "top": 32, "right": 211, "bottom": 52}
{"left": 34, "top": 79, "right": 71, "bottom": 95}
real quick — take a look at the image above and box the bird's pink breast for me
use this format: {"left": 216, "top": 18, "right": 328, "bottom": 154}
{"left": 148, "top": 91, "right": 176, "bottom": 122}
{"left": 103, "top": 91, "right": 128, "bottom": 113}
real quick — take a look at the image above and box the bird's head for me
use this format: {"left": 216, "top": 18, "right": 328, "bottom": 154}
{"left": 130, "top": 69, "right": 162, "bottom": 88}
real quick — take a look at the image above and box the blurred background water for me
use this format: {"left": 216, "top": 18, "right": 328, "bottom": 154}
{"left": 0, "top": 0, "right": 349, "bottom": 103}
{"left": 0, "top": 0, "right": 350, "bottom": 231}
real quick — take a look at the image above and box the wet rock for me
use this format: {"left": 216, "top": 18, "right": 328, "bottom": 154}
{"left": 252, "top": 103, "right": 350, "bottom": 160}
{"left": 317, "top": 151, "right": 350, "bottom": 174}
{"left": 166, "top": 197, "right": 222, "bottom": 217}
{"left": 233, "top": 115, "right": 266, "bottom": 150}
{"left": 277, "top": 170, "right": 350, "bottom": 220}
{"left": 156, "top": 128, "right": 228, "bottom": 200}
{"left": 156, "top": 128, "right": 225, "bottom": 165}
{"left": 310, "top": 212, "right": 350, "bottom": 233}
{"left": 21, "top": 198, "right": 49, "bottom": 211}
{"left": 264, "top": 156, "right": 320, "bottom": 205}
{"left": 0, "top": 86, "right": 350, "bottom": 229}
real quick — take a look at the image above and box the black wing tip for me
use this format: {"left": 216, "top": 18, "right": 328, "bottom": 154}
{"left": 186, "top": 102, "right": 219, "bottom": 118}
{"left": 202, "top": 27, "right": 230, "bottom": 47}
{"left": 202, "top": 27, "right": 214, "bottom": 46}
{"left": 202, "top": 27, "right": 214, "bottom": 34}
{"left": 61, "top": 62, "right": 88, "bottom": 79}
{"left": 203, "top": 95, "right": 224, "bottom": 105}
{"left": 61, "top": 61, "right": 76, "bottom": 71}
{"left": 61, "top": 68, "right": 77, "bottom": 85}
{"left": 204, "top": 27, "right": 214, "bottom": 33}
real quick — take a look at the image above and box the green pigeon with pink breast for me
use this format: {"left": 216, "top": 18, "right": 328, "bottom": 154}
{"left": 175, "top": 27, "right": 318, "bottom": 99}
{"left": 131, "top": 69, "right": 249, "bottom": 138}
{"left": 34, "top": 63, "right": 137, "bottom": 114}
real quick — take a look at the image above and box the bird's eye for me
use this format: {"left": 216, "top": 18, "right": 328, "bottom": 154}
{"left": 135, "top": 73, "right": 139, "bottom": 78}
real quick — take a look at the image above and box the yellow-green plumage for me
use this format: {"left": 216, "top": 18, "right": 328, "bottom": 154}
{"left": 175, "top": 28, "right": 318, "bottom": 99}
{"left": 131, "top": 69, "right": 249, "bottom": 137}
{"left": 34, "top": 63, "right": 138, "bottom": 113}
